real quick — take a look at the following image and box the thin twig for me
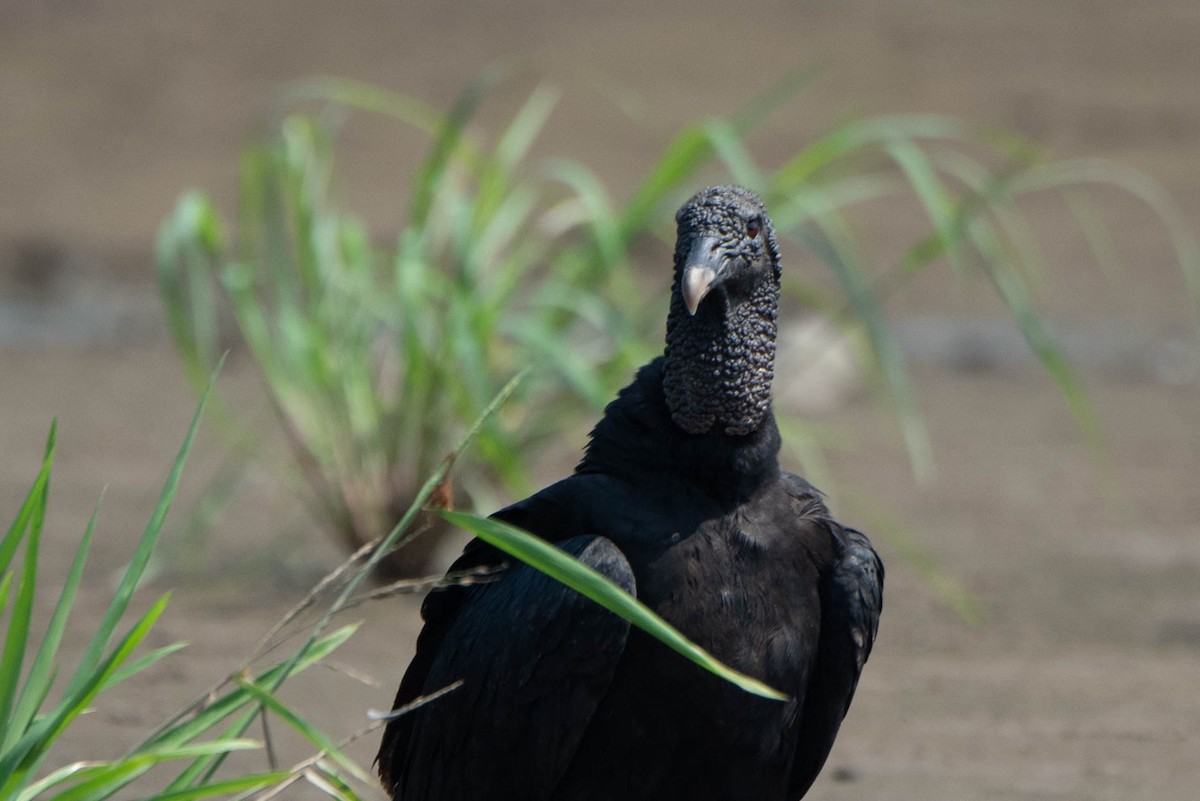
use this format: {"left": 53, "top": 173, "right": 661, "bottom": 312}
{"left": 366, "top": 679, "right": 464, "bottom": 722}
{"left": 260, "top": 706, "right": 278, "bottom": 772}
{"left": 338, "top": 564, "right": 504, "bottom": 611}
{"left": 248, "top": 539, "right": 379, "bottom": 663}
{"left": 312, "top": 660, "right": 381, "bottom": 688}
{"left": 246, "top": 531, "right": 504, "bottom": 662}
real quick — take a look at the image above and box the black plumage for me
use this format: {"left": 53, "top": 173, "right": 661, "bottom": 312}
{"left": 376, "top": 186, "right": 883, "bottom": 801}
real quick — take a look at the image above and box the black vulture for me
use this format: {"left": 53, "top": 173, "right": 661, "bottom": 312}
{"left": 376, "top": 186, "right": 883, "bottom": 801}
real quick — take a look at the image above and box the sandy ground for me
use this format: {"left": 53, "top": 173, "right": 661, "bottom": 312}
{"left": 3, "top": 2, "right": 1200, "bottom": 799}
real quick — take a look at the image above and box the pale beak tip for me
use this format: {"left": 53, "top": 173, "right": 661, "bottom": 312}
{"left": 683, "top": 265, "right": 717, "bottom": 316}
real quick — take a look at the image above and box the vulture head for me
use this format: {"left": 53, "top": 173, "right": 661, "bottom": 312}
{"left": 672, "top": 185, "right": 782, "bottom": 316}
{"left": 664, "top": 186, "right": 782, "bottom": 437}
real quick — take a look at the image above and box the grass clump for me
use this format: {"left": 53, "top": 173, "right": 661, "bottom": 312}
{"left": 158, "top": 73, "right": 650, "bottom": 577}
{"left": 0, "top": 370, "right": 511, "bottom": 800}
{"left": 0, "top": 377, "right": 299, "bottom": 801}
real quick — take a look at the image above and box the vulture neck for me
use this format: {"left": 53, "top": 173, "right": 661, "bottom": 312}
{"left": 662, "top": 275, "right": 779, "bottom": 437}
{"left": 578, "top": 358, "right": 782, "bottom": 505}
{"left": 579, "top": 270, "right": 783, "bottom": 504}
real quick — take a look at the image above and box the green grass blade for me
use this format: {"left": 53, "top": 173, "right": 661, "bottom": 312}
{"left": 772, "top": 113, "right": 970, "bottom": 195}
{"left": 60, "top": 361, "right": 221, "bottom": 702}
{"left": 473, "top": 83, "right": 559, "bottom": 232}
{"left": 30, "top": 760, "right": 149, "bottom": 801}
{"left": 769, "top": 176, "right": 906, "bottom": 239}
{"left": 884, "top": 137, "right": 969, "bottom": 276}
{"left": 1063, "top": 188, "right": 1123, "bottom": 280}
{"left": 618, "top": 124, "right": 714, "bottom": 241}
{"left": 3, "top": 493, "right": 103, "bottom": 751}
{"left": 931, "top": 147, "right": 1049, "bottom": 292}
{"left": 0, "top": 429, "right": 52, "bottom": 736}
{"left": 300, "top": 765, "right": 361, "bottom": 801}
{"left": 14, "top": 761, "right": 101, "bottom": 801}
{"left": 440, "top": 510, "right": 788, "bottom": 702}
{"left": 156, "top": 193, "right": 226, "bottom": 393}
{"left": 129, "top": 771, "right": 293, "bottom": 801}
{"left": 232, "top": 677, "right": 369, "bottom": 783}
{"left": 99, "top": 642, "right": 190, "bottom": 692}
{"left": 260, "top": 76, "right": 444, "bottom": 138}
{"left": 0, "top": 422, "right": 56, "bottom": 576}
{"left": 0, "top": 594, "right": 171, "bottom": 793}
{"left": 409, "top": 65, "right": 506, "bottom": 230}
{"left": 165, "top": 714, "right": 263, "bottom": 793}
{"left": 0, "top": 574, "right": 11, "bottom": 622}
{"left": 618, "top": 64, "right": 818, "bottom": 239}
{"left": 728, "top": 62, "right": 823, "bottom": 134}
{"left": 14, "top": 761, "right": 104, "bottom": 801}
{"left": 1010, "top": 158, "right": 1200, "bottom": 328}
{"left": 701, "top": 119, "right": 765, "bottom": 189}
{"left": 17, "top": 742, "right": 266, "bottom": 801}
{"left": 798, "top": 215, "right": 934, "bottom": 482}
{"left": 508, "top": 319, "right": 609, "bottom": 409}
{"left": 983, "top": 248, "right": 1106, "bottom": 453}
{"left": 541, "top": 159, "right": 627, "bottom": 286}
{"left": 110, "top": 630, "right": 354, "bottom": 801}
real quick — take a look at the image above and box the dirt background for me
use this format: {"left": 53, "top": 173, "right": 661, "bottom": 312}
{"left": 2, "top": 2, "right": 1199, "bottom": 799}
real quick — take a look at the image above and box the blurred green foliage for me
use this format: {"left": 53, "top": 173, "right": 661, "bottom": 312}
{"left": 157, "top": 70, "right": 1198, "bottom": 578}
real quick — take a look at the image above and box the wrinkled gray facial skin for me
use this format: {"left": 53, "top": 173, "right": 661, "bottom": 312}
{"left": 663, "top": 186, "right": 782, "bottom": 436}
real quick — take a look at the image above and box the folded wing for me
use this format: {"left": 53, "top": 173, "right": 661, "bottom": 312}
{"left": 377, "top": 482, "right": 635, "bottom": 801}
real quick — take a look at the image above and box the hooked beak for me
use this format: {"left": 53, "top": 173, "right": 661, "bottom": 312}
{"left": 682, "top": 236, "right": 724, "bottom": 316}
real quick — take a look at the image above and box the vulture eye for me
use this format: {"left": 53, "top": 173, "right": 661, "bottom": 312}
{"left": 746, "top": 219, "right": 761, "bottom": 239}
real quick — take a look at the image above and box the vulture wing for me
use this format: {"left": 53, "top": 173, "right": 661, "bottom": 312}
{"left": 376, "top": 478, "right": 635, "bottom": 801}
{"left": 783, "top": 475, "right": 884, "bottom": 798}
